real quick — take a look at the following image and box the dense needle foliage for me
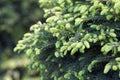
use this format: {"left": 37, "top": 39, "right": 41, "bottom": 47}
{"left": 15, "top": 0, "right": 120, "bottom": 80}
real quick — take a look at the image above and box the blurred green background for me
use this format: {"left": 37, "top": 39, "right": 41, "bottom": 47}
{"left": 0, "top": 0, "right": 44, "bottom": 80}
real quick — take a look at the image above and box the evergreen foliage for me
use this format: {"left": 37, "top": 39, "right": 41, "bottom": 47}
{"left": 0, "top": 0, "right": 43, "bottom": 79}
{"left": 0, "top": 0, "right": 43, "bottom": 60}
{"left": 15, "top": 0, "right": 120, "bottom": 80}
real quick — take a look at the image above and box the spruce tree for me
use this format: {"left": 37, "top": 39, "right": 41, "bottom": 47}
{"left": 14, "top": 0, "right": 120, "bottom": 80}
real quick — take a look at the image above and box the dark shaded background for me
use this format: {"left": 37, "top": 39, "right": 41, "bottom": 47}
{"left": 0, "top": 0, "right": 44, "bottom": 79}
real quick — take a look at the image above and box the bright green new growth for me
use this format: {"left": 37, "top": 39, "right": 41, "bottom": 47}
{"left": 14, "top": 0, "right": 120, "bottom": 80}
